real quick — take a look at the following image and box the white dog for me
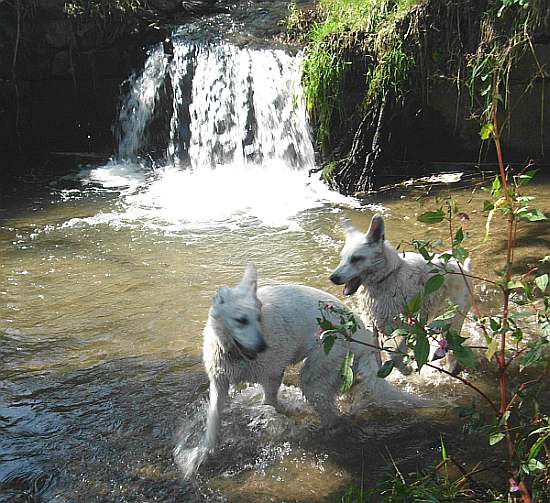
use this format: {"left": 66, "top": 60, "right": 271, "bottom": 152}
{"left": 176, "top": 264, "right": 381, "bottom": 477}
{"left": 329, "top": 214, "right": 473, "bottom": 374}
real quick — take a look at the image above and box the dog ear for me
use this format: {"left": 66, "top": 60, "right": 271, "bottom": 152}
{"left": 213, "top": 287, "right": 229, "bottom": 305}
{"left": 341, "top": 218, "right": 357, "bottom": 237}
{"left": 365, "top": 214, "right": 385, "bottom": 243}
{"left": 239, "top": 263, "right": 258, "bottom": 294}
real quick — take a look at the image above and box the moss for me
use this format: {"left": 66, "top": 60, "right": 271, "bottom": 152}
{"left": 288, "top": 0, "right": 550, "bottom": 191}
{"left": 321, "top": 160, "right": 338, "bottom": 183}
{"left": 289, "top": 0, "right": 422, "bottom": 148}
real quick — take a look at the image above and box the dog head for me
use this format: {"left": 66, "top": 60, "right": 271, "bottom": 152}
{"left": 329, "top": 214, "right": 386, "bottom": 295}
{"left": 210, "top": 264, "right": 267, "bottom": 359}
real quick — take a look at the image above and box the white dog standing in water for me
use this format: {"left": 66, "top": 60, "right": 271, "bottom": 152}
{"left": 175, "top": 264, "right": 382, "bottom": 477}
{"left": 329, "top": 214, "right": 473, "bottom": 374}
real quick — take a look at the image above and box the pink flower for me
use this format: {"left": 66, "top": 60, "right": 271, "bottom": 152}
{"left": 316, "top": 328, "right": 324, "bottom": 338}
{"left": 456, "top": 212, "right": 470, "bottom": 222}
{"left": 509, "top": 478, "right": 520, "bottom": 493}
{"left": 433, "top": 338, "right": 448, "bottom": 360}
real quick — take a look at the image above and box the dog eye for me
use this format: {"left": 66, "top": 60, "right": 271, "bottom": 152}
{"left": 235, "top": 317, "right": 249, "bottom": 325}
{"left": 350, "top": 256, "right": 362, "bottom": 264}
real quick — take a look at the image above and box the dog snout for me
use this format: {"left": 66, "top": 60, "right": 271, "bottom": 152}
{"left": 329, "top": 271, "right": 343, "bottom": 285}
{"left": 258, "top": 338, "right": 268, "bottom": 353}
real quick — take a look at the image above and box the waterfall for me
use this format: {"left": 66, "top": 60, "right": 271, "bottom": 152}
{"left": 116, "top": 46, "right": 169, "bottom": 161}
{"left": 115, "top": 38, "right": 315, "bottom": 170}
{"left": 79, "top": 35, "right": 357, "bottom": 230}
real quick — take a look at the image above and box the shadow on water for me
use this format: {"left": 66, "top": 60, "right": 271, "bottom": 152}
{"left": 0, "top": 345, "right": 482, "bottom": 503}
{"left": 0, "top": 355, "right": 207, "bottom": 502}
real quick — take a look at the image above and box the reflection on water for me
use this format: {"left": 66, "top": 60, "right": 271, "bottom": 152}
{"left": 2, "top": 18, "right": 550, "bottom": 501}
{"left": 1, "top": 163, "right": 549, "bottom": 501}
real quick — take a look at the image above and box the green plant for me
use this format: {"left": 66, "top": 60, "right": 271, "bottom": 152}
{"left": 294, "top": 0, "right": 420, "bottom": 148}
{"left": 322, "top": 72, "right": 548, "bottom": 503}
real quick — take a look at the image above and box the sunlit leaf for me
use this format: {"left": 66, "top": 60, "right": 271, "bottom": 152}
{"left": 413, "top": 328, "right": 430, "bottom": 371}
{"left": 507, "top": 280, "right": 525, "bottom": 290}
{"left": 489, "top": 432, "right": 504, "bottom": 445}
{"left": 480, "top": 123, "right": 494, "bottom": 140}
{"left": 485, "top": 337, "right": 499, "bottom": 361}
{"left": 417, "top": 209, "right": 445, "bottom": 224}
{"left": 517, "top": 208, "right": 547, "bottom": 222}
{"left": 535, "top": 274, "right": 548, "bottom": 293}
{"left": 516, "top": 169, "right": 537, "bottom": 186}
{"left": 339, "top": 351, "right": 355, "bottom": 393}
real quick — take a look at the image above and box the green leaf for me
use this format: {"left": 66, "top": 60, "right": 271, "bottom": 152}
{"left": 489, "top": 317, "right": 501, "bottom": 331}
{"left": 417, "top": 209, "right": 445, "bottom": 224}
{"left": 520, "top": 338, "right": 549, "bottom": 372}
{"left": 489, "top": 432, "right": 505, "bottom": 446}
{"left": 452, "top": 344, "right": 476, "bottom": 369}
{"left": 491, "top": 176, "right": 502, "bottom": 197}
{"left": 485, "top": 337, "right": 499, "bottom": 361}
{"left": 318, "top": 319, "right": 334, "bottom": 331}
{"left": 407, "top": 292, "right": 423, "bottom": 314}
{"left": 424, "top": 275, "right": 444, "bottom": 296}
{"left": 413, "top": 328, "right": 430, "bottom": 371}
{"left": 440, "top": 437, "right": 448, "bottom": 461}
{"left": 377, "top": 360, "right": 395, "bottom": 378}
{"left": 517, "top": 169, "right": 537, "bottom": 186}
{"left": 453, "top": 227, "right": 464, "bottom": 246}
{"left": 528, "top": 433, "right": 550, "bottom": 461}
{"left": 483, "top": 200, "right": 495, "bottom": 212}
{"left": 452, "top": 246, "right": 469, "bottom": 263}
{"left": 535, "top": 274, "right": 548, "bottom": 293}
{"left": 340, "top": 351, "right": 355, "bottom": 393}
{"left": 323, "top": 335, "right": 336, "bottom": 355}
{"left": 507, "top": 280, "right": 525, "bottom": 290}
{"left": 391, "top": 328, "right": 410, "bottom": 338}
{"left": 526, "top": 458, "right": 545, "bottom": 472}
{"left": 480, "top": 123, "right": 494, "bottom": 140}
{"left": 517, "top": 208, "right": 547, "bottom": 222}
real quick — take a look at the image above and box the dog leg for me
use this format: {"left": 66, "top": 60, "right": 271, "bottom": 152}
{"left": 261, "top": 372, "right": 283, "bottom": 408}
{"left": 388, "top": 337, "right": 413, "bottom": 375}
{"left": 300, "top": 353, "right": 340, "bottom": 426}
{"left": 205, "top": 378, "right": 228, "bottom": 452}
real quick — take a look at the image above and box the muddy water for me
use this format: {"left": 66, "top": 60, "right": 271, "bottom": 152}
{"left": 1, "top": 165, "right": 549, "bottom": 502}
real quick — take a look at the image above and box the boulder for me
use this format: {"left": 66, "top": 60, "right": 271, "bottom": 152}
{"left": 44, "top": 19, "right": 74, "bottom": 48}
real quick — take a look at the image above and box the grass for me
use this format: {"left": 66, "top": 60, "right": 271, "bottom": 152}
{"left": 291, "top": 0, "right": 422, "bottom": 148}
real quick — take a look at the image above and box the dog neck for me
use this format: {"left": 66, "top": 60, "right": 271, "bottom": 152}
{"left": 363, "top": 241, "right": 403, "bottom": 286}
{"left": 206, "top": 315, "right": 248, "bottom": 362}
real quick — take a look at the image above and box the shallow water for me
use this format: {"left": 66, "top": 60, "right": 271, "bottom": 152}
{"left": 1, "top": 163, "right": 549, "bottom": 502}
{"left": 2, "top": 8, "right": 550, "bottom": 500}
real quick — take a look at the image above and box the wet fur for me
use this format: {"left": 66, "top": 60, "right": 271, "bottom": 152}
{"left": 179, "top": 265, "right": 381, "bottom": 477}
{"left": 330, "top": 215, "right": 473, "bottom": 374}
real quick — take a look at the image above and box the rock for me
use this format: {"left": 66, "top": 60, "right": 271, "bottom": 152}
{"left": 148, "top": 0, "right": 182, "bottom": 13}
{"left": 51, "top": 50, "right": 70, "bottom": 76}
{"left": 44, "top": 19, "right": 74, "bottom": 48}
{"left": 37, "top": 0, "right": 66, "bottom": 12}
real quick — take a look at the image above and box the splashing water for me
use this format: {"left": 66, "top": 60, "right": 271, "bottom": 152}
{"left": 80, "top": 38, "right": 359, "bottom": 232}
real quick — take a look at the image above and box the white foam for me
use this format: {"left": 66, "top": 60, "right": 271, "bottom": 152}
{"left": 73, "top": 162, "right": 358, "bottom": 231}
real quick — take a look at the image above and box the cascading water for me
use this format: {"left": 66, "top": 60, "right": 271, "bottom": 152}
{"left": 79, "top": 34, "right": 357, "bottom": 231}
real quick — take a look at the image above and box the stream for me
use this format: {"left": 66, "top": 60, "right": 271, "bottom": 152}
{"left": 1, "top": 8, "right": 550, "bottom": 503}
